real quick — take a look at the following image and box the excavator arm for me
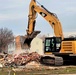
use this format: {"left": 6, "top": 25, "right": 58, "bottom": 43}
{"left": 24, "top": 0, "right": 41, "bottom": 46}
{"left": 27, "top": 0, "right": 37, "bottom": 35}
{"left": 24, "top": 0, "right": 64, "bottom": 47}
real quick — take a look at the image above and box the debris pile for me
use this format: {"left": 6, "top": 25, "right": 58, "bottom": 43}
{"left": 0, "top": 52, "right": 41, "bottom": 67}
{"left": 14, "top": 52, "right": 41, "bottom": 66}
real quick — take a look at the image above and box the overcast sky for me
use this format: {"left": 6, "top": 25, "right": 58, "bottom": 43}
{"left": 0, "top": 0, "right": 76, "bottom": 36}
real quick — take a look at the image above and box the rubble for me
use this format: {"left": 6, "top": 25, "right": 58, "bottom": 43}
{"left": 25, "top": 61, "right": 40, "bottom": 69}
{"left": 0, "top": 52, "right": 41, "bottom": 67}
{"left": 13, "top": 52, "right": 41, "bottom": 66}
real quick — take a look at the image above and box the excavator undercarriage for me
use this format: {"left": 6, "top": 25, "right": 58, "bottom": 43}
{"left": 40, "top": 55, "right": 63, "bottom": 66}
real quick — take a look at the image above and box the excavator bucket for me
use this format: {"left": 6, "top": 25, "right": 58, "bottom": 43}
{"left": 24, "top": 31, "right": 41, "bottom": 47}
{"left": 24, "top": 37, "right": 33, "bottom": 47}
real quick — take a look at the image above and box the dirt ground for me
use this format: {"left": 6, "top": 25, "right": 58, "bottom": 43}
{"left": 1, "top": 65, "right": 76, "bottom": 75}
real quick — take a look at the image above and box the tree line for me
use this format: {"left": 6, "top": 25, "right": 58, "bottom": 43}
{"left": 0, "top": 27, "right": 14, "bottom": 53}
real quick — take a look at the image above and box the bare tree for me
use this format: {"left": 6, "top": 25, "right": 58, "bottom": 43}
{"left": 0, "top": 28, "right": 14, "bottom": 52}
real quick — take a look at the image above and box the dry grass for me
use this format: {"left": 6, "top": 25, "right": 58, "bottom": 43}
{"left": 0, "top": 66, "right": 76, "bottom": 75}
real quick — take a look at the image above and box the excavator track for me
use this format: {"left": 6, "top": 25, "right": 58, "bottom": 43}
{"left": 40, "top": 55, "right": 63, "bottom": 66}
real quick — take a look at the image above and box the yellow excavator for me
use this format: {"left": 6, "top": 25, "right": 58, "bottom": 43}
{"left": 24, "top": 0, "right": 76, "bottom": 65}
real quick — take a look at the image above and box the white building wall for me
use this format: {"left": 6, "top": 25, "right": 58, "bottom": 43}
{"left": 8, "top": 41, "right": 15, "bottom": 54}
{"left": 30, "top": 37, "right": 44, "bottom": 55}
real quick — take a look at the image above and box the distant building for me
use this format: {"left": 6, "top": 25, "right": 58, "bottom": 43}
{"left": 7, "top": 35, "right": 30, "bottom": 54}
{"left": 7, "top": 36, "right": 45, "bottom": 54}
{"left": 15, "top": 35, "right": 23, "bottom": 50}
{"left": 15, "top": 35, "right": 29, "bottom": 50}
{"left": 8, "top": 40, "right": 15, "bottom": 54}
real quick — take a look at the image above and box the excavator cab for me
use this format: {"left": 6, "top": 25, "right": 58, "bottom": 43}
{"left": 44, "top": 37, "right": 62, "bottom": 54}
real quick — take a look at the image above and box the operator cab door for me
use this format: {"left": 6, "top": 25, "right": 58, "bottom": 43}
{"left": 44, "top": 37, "right": 61, "bottom": 54}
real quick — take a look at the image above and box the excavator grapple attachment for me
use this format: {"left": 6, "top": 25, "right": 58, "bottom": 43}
{"left": 24, "top": 31, "right": 41, "bottom": 47}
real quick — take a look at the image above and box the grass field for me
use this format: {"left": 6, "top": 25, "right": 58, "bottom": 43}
{"left": 0, "top": 66, "right": 76, "bottom": 75}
